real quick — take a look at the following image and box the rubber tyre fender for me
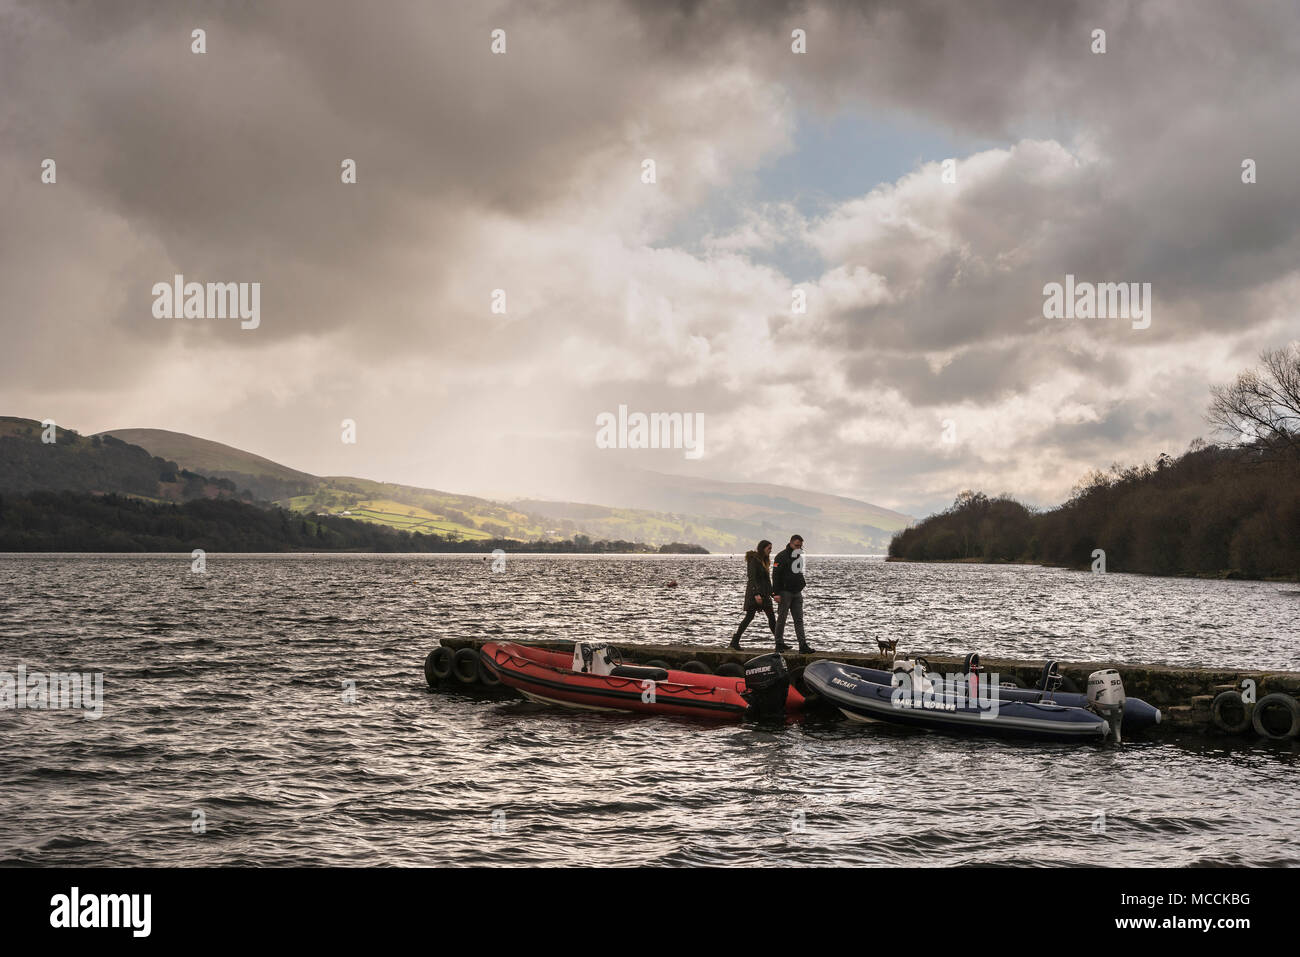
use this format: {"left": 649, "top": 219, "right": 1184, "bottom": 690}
{"left": 452, "top": 647, "right": 481, "bottom": 685}
{"left": 680, "top": 660, "right": 710, "bottom": 674}
{"left": 716, "top": 662, "right": 744, "bottom": 678}
{"left": 644, "top": 659, "right": 671, "bottom": 671}
{"left": 1210, "top": 690, "right": 1252, "bottom": 734}
{"left": 1251, "top": 693, "right": 1300, "bottom": 740}
{"left": 425, "top": 646, "right": 454, "bottom": 687}
{"left": 477, "top": 653, "right": 502, "bottom": 687}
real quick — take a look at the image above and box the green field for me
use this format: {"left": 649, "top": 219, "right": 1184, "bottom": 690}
{"left": 287, "top": 494, "right": 500, "bottom": 540}
{"left": 283, "top": 484, "right": 552, "bottom": 541}
{"left": 97, "top": 425, "right": 912, "bottom": 552}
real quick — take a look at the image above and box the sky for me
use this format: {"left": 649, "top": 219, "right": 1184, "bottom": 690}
{"left": 3, "top": 0, "right": 1299, "bottom": 517}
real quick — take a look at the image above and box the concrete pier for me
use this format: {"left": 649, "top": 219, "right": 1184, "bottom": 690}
{"left": 430, "top": 637, "right": 1300, "bottom": 740}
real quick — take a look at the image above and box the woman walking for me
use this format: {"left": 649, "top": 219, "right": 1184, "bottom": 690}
{"left": 729, "top": 539, "right": 776, "bottom": 649}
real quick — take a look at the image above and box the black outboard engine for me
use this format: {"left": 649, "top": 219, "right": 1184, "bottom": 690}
{"left": 742, "top": 653, "right": 790, "bottom": 717}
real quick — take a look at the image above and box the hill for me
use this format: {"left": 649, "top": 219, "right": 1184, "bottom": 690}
{"left": 103, "top": 428, "right": 317, "bottom": 501}
{"left": 101, "top": 428, "right": 572, "bottom": 542}
{"left": 888, "top": 444, "right": 1300, "bottom": 579}
{"left": 0, "top": 491, "right": 705, "bottom": 553}
{"left": 0, "top": 417, "right": 246, "bottom": 503}
{"left": 102, "top": 427, "right": 909, "bottom": 552}
{"left": 0, "top": 420, "right": 706, "bottom": 553}
{"left": 520, "top": 468, "right": 912, "bottom": 552}
{"left": 890, "top": 345, "right": 1300, "bottom": 579}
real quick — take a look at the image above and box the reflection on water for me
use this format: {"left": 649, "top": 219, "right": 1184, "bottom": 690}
{"left": 0, "top": 554, "right": 1296, "bottom": 866}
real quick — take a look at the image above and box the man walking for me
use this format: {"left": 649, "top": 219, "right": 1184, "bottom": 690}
{"left": 771, "top": 534, "right": 815, "bottom": 654}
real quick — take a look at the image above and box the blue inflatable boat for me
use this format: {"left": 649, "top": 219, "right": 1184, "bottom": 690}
{"left": 803, "top": 657, "right": 1160, "bottom": 742}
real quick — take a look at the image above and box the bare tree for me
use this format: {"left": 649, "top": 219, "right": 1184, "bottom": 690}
{"left": 1208, "top": 343, "right": 1300, "bottom": 457}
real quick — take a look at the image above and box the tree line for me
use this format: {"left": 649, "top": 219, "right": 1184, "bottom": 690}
{"left": 0, "top": 491, "right": 708, "bottom": 553}
{"left": 890, "top": 345, "right": 1300, "bottom": 579}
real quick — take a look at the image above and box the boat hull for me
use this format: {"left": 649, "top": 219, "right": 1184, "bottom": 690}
{"left": 821, "top": 663, "right": 1160, "bottom": 729}
{"left": 480, "top": 642, "right": 804, "bottom": 720}
{"left": 805, "top": 660, "right": 1112, "bottom": 741}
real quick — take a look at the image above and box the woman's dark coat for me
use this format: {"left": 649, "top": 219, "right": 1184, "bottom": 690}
{"left": 743, "top": 550, "right": 773, "bottom": 612}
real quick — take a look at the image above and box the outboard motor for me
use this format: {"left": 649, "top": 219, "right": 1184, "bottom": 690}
{"left": 742, "top": 653, "right": 790, "bottom": 717}
{"left": 1087, "top": 669, "right": 1127, "bottom": 743}
{"left": 572, "top": 641, "right": 621, "bottom": 676}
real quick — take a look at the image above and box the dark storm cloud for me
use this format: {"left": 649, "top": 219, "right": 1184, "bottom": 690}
{"left": 1, "top": 0, "right": 703, "bottom": 375}
{"left": 842, "top": 337, "right": 1131, "bottom": 407}
{"left": 4, "top": 0, "right": 1299, "bottom": 510}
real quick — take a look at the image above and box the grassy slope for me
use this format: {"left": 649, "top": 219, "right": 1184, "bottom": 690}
{"left": 512, "top": 499, "right": 744, "bottom": 550}
{"left": 100, "top": 430, "right": 577, "bottom": 542}
{"left": 97, "top": 425, "right": 910, "bottom": 551}
{"left": 616, "top": 470, "right": 912, "bottom": 532}
{"left": 1, "top": 417, "right": 240, "bottom": 503}
{"left": 104, "top": 428, "right": 315, "bottom": 483}
{"left": 519, "top": 472, "right": 913, "bottom": 552}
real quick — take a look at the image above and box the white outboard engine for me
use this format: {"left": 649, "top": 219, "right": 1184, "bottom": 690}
{"left": 1087, "top": 669, "right": 1127, "bottom": 743}
{"left": 572, "top": 641, "right": 620, "bottom": 676}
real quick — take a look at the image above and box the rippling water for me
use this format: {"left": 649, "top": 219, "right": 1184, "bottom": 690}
{"left": 1, "top": 554, "right": 1297, "bottom": 867}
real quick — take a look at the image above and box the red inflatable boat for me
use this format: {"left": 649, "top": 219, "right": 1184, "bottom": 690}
{"left": 479, "top": 641, "right": 804, "bottom": 720}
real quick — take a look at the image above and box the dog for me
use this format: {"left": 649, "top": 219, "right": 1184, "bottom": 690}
{"left": 876, "top": 638, "right": 898, "bottom": 660}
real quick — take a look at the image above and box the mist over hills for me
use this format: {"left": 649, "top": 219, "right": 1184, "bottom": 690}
{"left": 0, "top": 416, "right": 909, "bottom": 552}
{"left": 100, "top": 427, "right": 909, "bottom": 552}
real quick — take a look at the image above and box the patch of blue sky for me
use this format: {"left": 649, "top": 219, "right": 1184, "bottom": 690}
{"left": 658, "top": 107, "right": 1000, "bottom": 283}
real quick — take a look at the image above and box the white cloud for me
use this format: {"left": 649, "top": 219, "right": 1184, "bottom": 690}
{"left": 4, "top": 0, "right": 1300, "bottom": 518}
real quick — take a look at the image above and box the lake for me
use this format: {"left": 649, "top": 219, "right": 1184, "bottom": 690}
{"left": 1, "top": 554, "right": 1296, "bottom": 866}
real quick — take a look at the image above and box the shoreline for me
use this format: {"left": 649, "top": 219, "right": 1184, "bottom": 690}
{"left": 883, "top": 555, "right": 1300, "bottom": 583}
{"left": 0, "top": 550, "right": 883, "bottom": 559}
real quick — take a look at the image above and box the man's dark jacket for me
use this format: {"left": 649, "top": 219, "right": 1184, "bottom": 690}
{"left": 771, "top": 545, "right": 806, "bottom": 594}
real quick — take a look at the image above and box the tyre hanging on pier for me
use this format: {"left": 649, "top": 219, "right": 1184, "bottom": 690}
{"left": 425, "top": 646, "right": 454, "bottom": 687}
{"left": 453, "top": 647, "right": 481, "bottom": 684}
{"left": 1251, "top": 693, "right": 1300, "bottom": 740}
{"left": 477, "top": 653, "right": 502, "bottom": 686}
{"left": 1210, "top": 690, "right": 1252, "bottom": 734}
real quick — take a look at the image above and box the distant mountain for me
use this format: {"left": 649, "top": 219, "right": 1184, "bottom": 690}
{"left": 0, "top": 490, "right": 705, "bottom": 554}
{"left": 99, "top": 425, "right": 910, "bottom": 552}
{"left": 540, "top": 467, "right": 912, "bottom": 552}
{"left": 0, "top": 417, "right": 246, "bottom": 503}
{"left": 0, "top": 418, "right": 705, "bottom": 553}
{"left": 511, "top": 463, "right": 912, "bottom": 553}
{"left": 103, "top": 428, "right": 316, "bottom": 502}
{"left": 100, "top": 428, "right": 580, "bottom": 543}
